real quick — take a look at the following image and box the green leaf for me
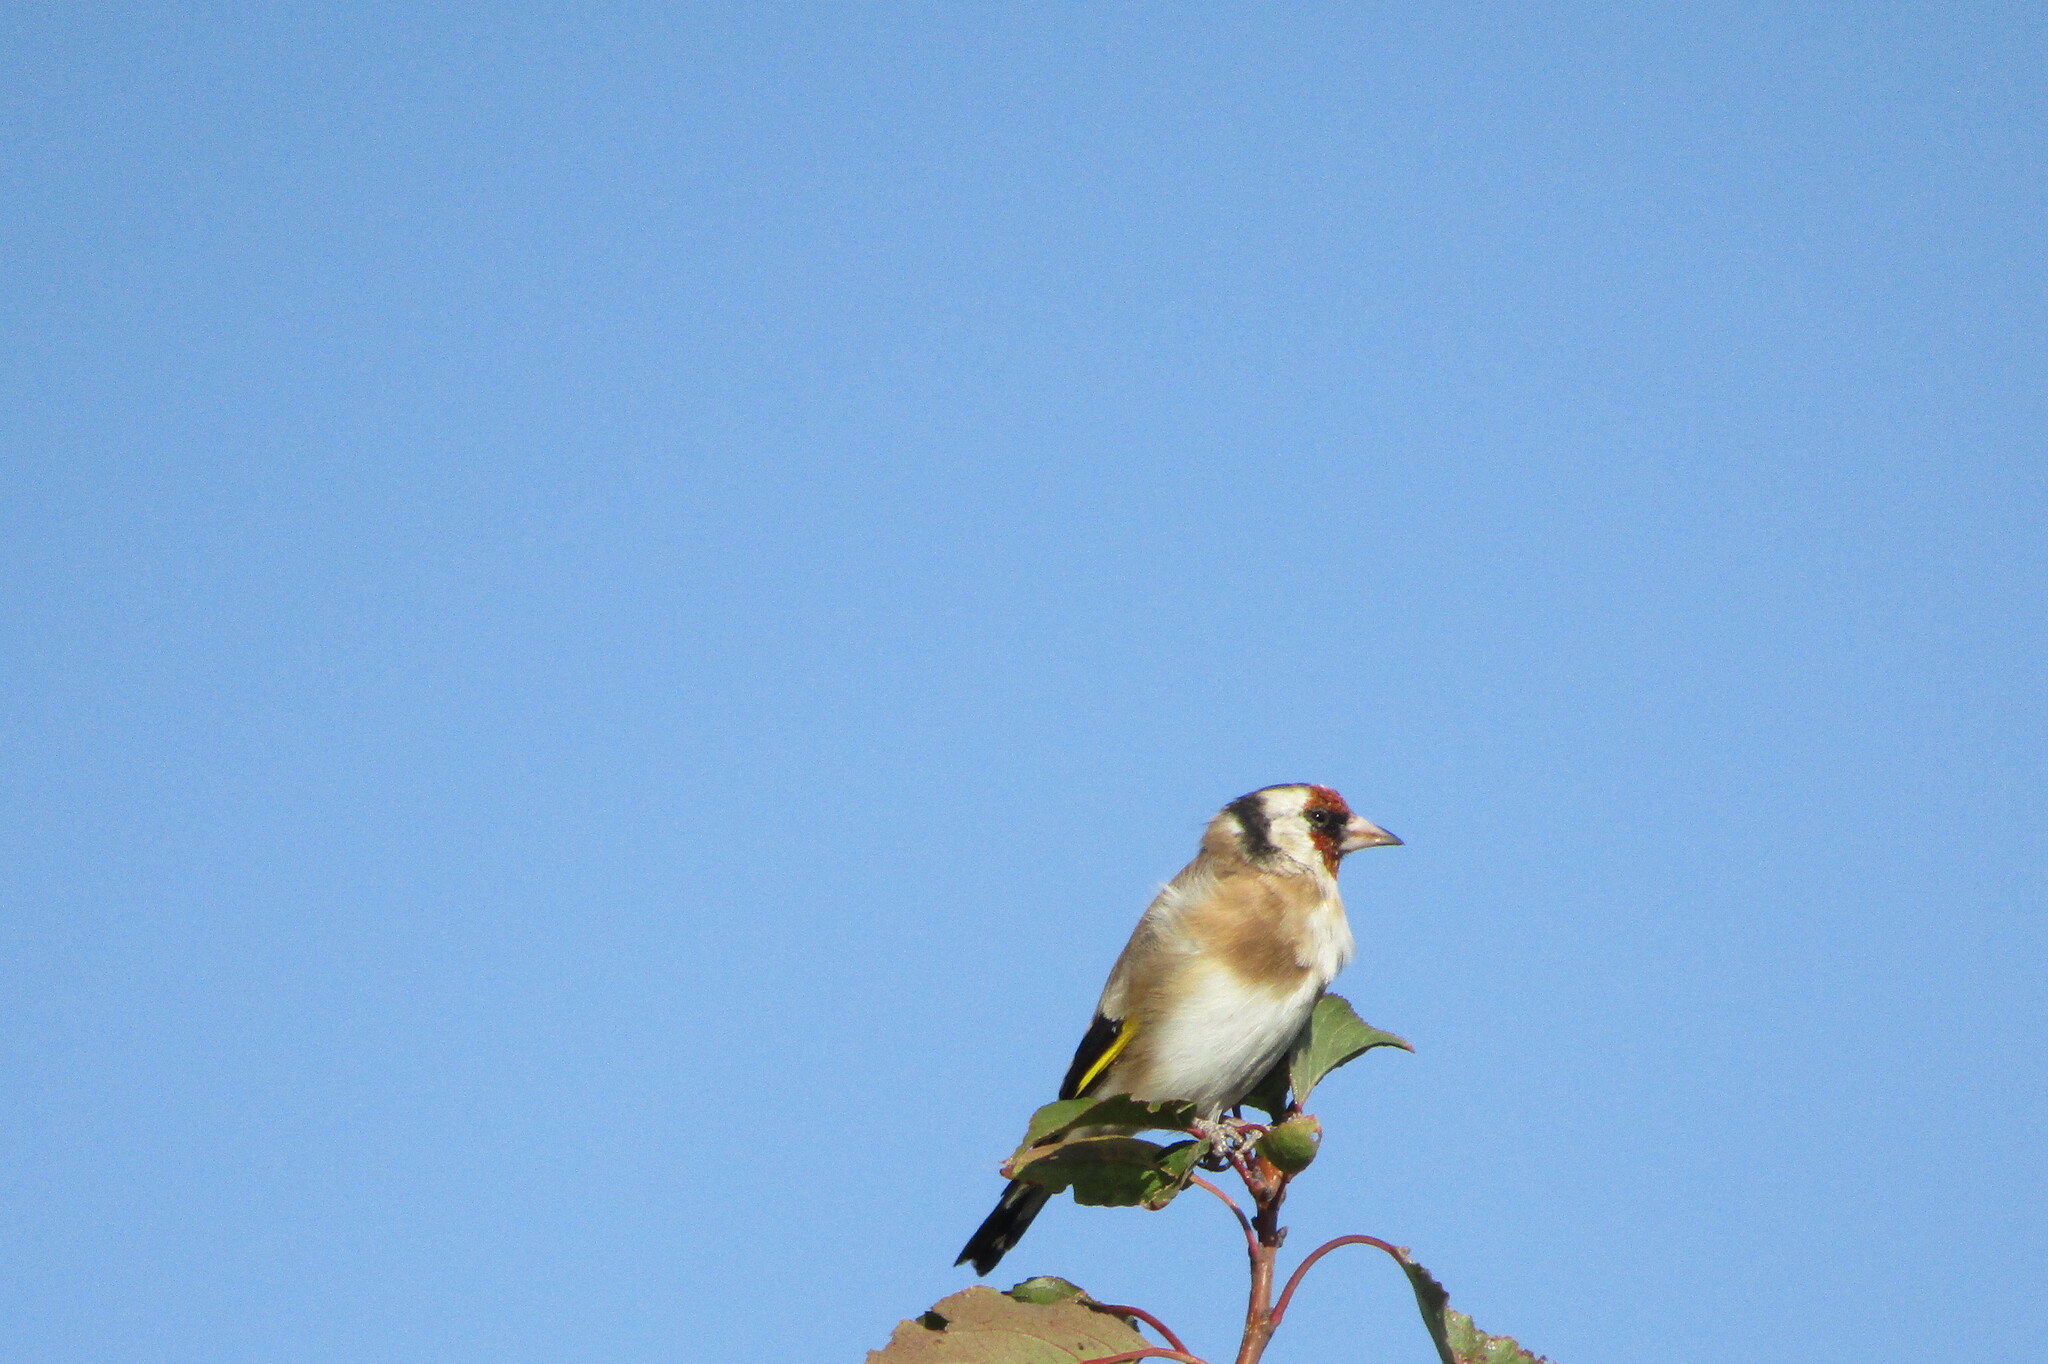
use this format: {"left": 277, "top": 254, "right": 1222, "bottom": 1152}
{"left": 1393, "top": 1250, "right": 1554, "bottom": 1364}
{"left": 1008, "top": 1135, "right": 1194, "bottom": 1208}
{"left": 1445, "top": 1311, "right": 1552, "bottom": 1364}
{"left": 1289, "top": 993, "right": 1411, "bottom": 1104}
{"left": 1396, "top": 1252, "right": 1457, "bottom": 1364}
{"left": 1003, "top": 1093, "right": 1204, "bottom": 1211}
{"left": 1145, "top": 1139, "right": 1204, "bottom": 1209}
{"left": 1018, "top": 1098, "right": 1099, "bottom": 1147}
{"left": 867, "top": 1284, "right": 1149, "bottom": 1364}
{"left": 1017, "top": 1094, "right": 1198, "bottom": 1150}
{"left": 1003, "top": 1277, "right": 1086, "bottom": 1306}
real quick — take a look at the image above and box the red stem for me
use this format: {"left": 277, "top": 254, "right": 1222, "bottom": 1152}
{"left": 1089, "top": 1304, "right": 1192, "bottom": 1356}
{"left": 1189, "top": 1175, "right": 1258, "bottom": 1257}
{"left": 1267, "top": 1233, "right": 1407, "bottom": 1328}
{"left": 1231, "top": 1167, "right": 1287, "bottom": 1364}
{"left": 1075, "top": 1351, "right": 1211, "bottom": 1364}
{"left": 1224, "top": 1145, "right": 1260, "bottom": 1189}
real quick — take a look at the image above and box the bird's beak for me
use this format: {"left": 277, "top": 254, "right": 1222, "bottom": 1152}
{"left": 1340, "top": 816, "right": 1402, "bottom": 852}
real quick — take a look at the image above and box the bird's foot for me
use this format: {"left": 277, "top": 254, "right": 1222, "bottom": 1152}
{"left": 1191, "top": 1115, "right": 1268, "bottom": 1170}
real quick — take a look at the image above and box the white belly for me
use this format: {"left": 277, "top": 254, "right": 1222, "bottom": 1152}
{"left": 1127, "top": 962, "right": 1321, "bottom": 1116}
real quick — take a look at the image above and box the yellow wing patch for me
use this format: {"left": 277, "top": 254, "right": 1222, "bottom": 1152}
{"left": 1073, "top": 1017, "right": 1136, "bottom": 1096}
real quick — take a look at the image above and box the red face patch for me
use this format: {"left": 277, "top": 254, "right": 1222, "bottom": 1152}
{"left": 1302, "top": 786, "right": 1352, "bottom": 874}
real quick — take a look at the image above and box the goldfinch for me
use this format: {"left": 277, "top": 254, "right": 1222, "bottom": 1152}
{"left": 957, "top": 783, "right": 1401, "bottom": 1276}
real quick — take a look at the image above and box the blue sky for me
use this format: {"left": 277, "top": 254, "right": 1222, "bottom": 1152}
{"left": 3, "top": 5, "right": 2043, "bottom": 1362}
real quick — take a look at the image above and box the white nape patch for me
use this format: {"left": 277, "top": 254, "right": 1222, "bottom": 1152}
{"left": 1131, "top": 960, "right": 1321, "bottom": 1117}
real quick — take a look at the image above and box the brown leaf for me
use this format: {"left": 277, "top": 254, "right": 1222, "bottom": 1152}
{"left": 867, "top": 1284, "right": 1149, "bottom": 1364}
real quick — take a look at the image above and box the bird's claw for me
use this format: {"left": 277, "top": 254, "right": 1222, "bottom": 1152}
{"left": 1191, "top": 1115, "right": 1268, "bottom": 1169}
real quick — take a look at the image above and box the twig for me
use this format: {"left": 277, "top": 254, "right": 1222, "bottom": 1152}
{"left": 1267, "top": 1233, "right": 1407, "bottom": 1328}
{"left": 1088, "top": 1304, "right": 1192, "bottom": 1356}
{"left": 1232, "top": 1166, "right": 1289, "bottom": 1364}
{"left": 1189, "top": 1176, "right": 1258, "bottom": 1258}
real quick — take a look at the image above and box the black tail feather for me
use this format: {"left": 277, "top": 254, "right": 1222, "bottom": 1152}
{"left": 956, "top": 1179, "right": 1052, "bottom": 1276}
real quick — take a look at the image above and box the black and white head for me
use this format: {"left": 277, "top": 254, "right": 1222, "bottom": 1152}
{"left": 1208, "top": 783, "right": 1401, "bottom": 876}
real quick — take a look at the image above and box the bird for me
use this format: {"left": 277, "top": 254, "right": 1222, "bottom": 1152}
{"left": 956, "top": 783, "right": 1401, "bottom": 1276}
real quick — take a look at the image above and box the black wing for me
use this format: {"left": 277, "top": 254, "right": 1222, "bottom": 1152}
{"left": 1057, "top": 1011, "right": 1129, "bottom": 1100}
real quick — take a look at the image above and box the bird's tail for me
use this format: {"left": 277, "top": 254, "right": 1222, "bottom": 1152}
{"left": 956, "top": 1179, "right": 1052, "bottom": 1276}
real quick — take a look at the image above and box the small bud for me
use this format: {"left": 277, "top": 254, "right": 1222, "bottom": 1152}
{"left": 1256, "top": 1115, "right": 1322, "bottom": 1174}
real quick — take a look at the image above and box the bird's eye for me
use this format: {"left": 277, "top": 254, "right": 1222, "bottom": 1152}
{"left": 1307, "top": 809, "right": 1340, "bottom": 828}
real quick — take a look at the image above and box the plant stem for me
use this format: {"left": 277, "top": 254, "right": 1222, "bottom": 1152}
{"left": 1088, "top": 1304, "right": 1193, "bottom": 1356}
{"left": 1268, "top": 1233, "right": 1407, "bottom": 1329}
{"left": 1231, "top": 1162, "right": 1289, "bottom": 1364}
{"left": 1189, "top": 1176, "right": 1258, "bottom": 1257}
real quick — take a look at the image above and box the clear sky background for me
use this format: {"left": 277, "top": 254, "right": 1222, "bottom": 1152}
{"left": 4, "top": 5, "right": 2043, "bottom": 1363}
